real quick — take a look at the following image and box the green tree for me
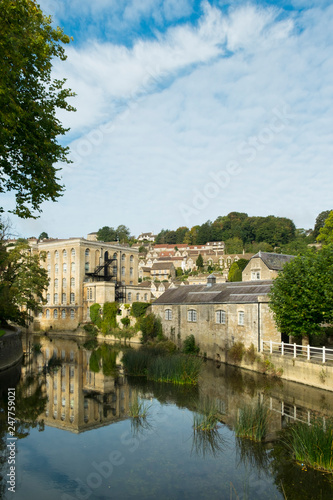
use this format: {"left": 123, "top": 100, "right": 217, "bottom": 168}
{"left": 97, "top": 226, "right": 117, "bottom": 242}
{"left": 116, "top": 224, "right": 130, "bottom": 243}
{"left": 225, "top": 237, "right": 243, "bottom": 254}
{"left": 38, "top": 232, "right": 49, "bottom": 240}
{"left": 228, "top": 262, "right": 242, "bottom": 282}
{"left": 317, "top": 211, "right": 333, "bottom": 245}
{"left": 196, "top": 254, "right": 204, "bottom": 269}
{"left": 0, "top": 0, "right": 75, "bottom": 218}
{"left": 269, "top": 246, "right": 333, "bottom": 339}
{"left": 313, "top": 210, "right": 332, "bottom": 239}
{"left": 0, "top": 237, "right": 49, "bottom": 326}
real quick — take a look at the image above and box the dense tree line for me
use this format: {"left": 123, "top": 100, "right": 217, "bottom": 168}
{"left": 155, "top": 212, "right": 300, "bottom": 251}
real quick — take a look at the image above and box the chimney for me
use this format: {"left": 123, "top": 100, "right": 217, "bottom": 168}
{"left": 207, "top": 274, "right": 216, "bottom": 287}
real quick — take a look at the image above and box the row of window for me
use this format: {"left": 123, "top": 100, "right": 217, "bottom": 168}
{"left": 48, "top": 263, "right": 75, "bottom": 274}
{"left": 47, "top": 249, "right": 135, "bottom": 261}
{"left": 47, "top": 293, "right": 75, "bottom": 305}
{"left": 43, "top": 309, "right": 76, "bottom": 319}
{"left": 164, "top": 309, "right": 245, "bottom": 325}
{"left": 51, "top": 278, "right": 75, "bottom": 288}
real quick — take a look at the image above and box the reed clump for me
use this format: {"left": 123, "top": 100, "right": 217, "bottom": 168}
{"left": 282, "top": 417, "right": 333, "bottom": 473}
{"left": 122, "top": 348, "right": 202, "bottom": 385}
{"left": 128, "top": 397, "right": 152, "bottom": 419}
{"left": 193, "top": 397, "right": 224, "bottom": 432}
{"left": 235, "top": 402, "right": 269, "bottom": 441}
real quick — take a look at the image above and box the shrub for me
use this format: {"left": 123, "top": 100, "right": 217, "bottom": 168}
{"left": 90, "top": 303, "right": 102, "bottom": 328}
{"left": 131, "top": 302, "right": 150, "bottom": 318}
{"left": 140, "top": 313, "right": 162, "bottom": 343}
{"left": 121, "top": 317, "right": 130, "bottom": 327}
{"left": 83, "top": 323, "right": 98, "bottom": 336}
{"left": 182, "top": 334, "right": 199, "bottom": 355}
{"left": 244, "top": 343, "right": 257, "bottom": 364}
{"left": 228, "top": 341, "right": 245, "bottom": 363}
{"left": 101, "top": 302, "right": 118, "bottom": 334}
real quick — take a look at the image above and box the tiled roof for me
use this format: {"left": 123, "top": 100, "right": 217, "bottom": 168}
{"left": 252, "top": 252, "right": 295, "bottom": 270}
{"left": 151, "top": 262, "right": 175, "bottom": 270}
{"left": 152, "top": 280, "right": 273, "bottom": 305}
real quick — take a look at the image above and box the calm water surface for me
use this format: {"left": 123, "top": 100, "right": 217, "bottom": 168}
{"left": 0, "top": 333, "right": 333, "bottom": 500}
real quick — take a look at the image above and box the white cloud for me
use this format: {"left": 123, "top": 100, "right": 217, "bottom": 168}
{"left": 7, "top": 2, "right": 333, "bottom": 238}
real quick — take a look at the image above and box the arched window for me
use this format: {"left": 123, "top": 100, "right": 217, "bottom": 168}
{"left": 71, "top": 277, "right": 75, "bottom": 287}
{"left": 62, "top": 293, "right": 66, "bottom": 304}
{"left": 121, "top": 254, "right": 125, "bottom": 261}
{"left": 188, "top": 309, "right": 197, "bottom": 322}
{"left": 54, "top": 278, "right": 58, "bottom": 289}
{"left": 54, "top": 293, "right": 58, "bottom": 304}
{"left": 128, "top": 292, "right": 132, "bottom": 302}
{"left": 71, "top": 262, "right": 75, "bottom": 272}
{"left": 144, "top": 293, "right": 148, "bottom": 301}
{"left": 136, "top": 293, "right": 140, "bottom": 301}
{"left": 61, "top": 309, "right": 66, "bottom": 319}
{"left": 216, "top": 310, "right": 226, "bottom": 324}
{"left": 121, "top": 266, "right": 125, "bottom": 276}
{"left": 130, "top": 267, "right": 133, "bottom": 276}
{"left": 62, "top": 278, "right": 67, "bottom": 288}
{"left": 85, "top": 248, "right": 90, "bottom": 257}
{"left": 85, "top": 262, "right": 89, "bottom": 272}
{"left": 70, "top": 309, "right": 75, "bottom": 319}
{"left": 47, "top": 264, "right": 51, "bottom": 274}
{"left": 47, "top": 252, "right": 51, "bottom": 260}
{"left": 63, "top": 263, "right": 67, "bottom": 273}
{"left": 71, "top": 248, "right": 75, "bottom": 258}
{"left": 55, "top": 263, "right": 58, "bottom": 274}
{"left": 63, "top": 249, "right": 67, "bottom": 258}
{"left": 130, "top": 255, "right": 134, "bottom": 262}
{"left": 46, "top": 309, "right": 50, "bottom": 319}
{"left": 54, "top": 309, "right": 58, "bottom": 319}
{"left": 55, "top": 250, "right": 59, "bottom": 259}
{"left": 112, "top": 265, "right": 117, "bottom": 276}
{"left": 113, "top": 252, "right": 117, "bottom": 259}
{"left": 238, "top": 311, "right": 244, "bottom": 326}
{"left": 46, "top": 293, "right": 50, "bottom": 304}
{"left": 70, "top": 293, "right": 75, "bottom": 304}
{"left": 165, "top": 309, "right": 172, "bottom": 320}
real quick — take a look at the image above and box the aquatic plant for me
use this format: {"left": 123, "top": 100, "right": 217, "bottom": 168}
{"left": 129, "top": 396, "right": 152, "bottom": 419}
{"left": 193, "top": 397, "right": 224, "bottom": 432}
{"left": 235, "top": 402, "right": 269, "bottom": 441}
{"left": 282, "top": 417, "right": 333, "bottom": 473}
{"left": 122, "top": 348, "right": 203, "bottom": 385}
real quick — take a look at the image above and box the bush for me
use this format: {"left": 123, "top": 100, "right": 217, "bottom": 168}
{"left": 121, "top": 317, "right": 130, "bottom": 327}
{"left": 90, "top": 303, "right": 102, "bottom": 328}
{"left": 131, "top": 302, "right": 150, "bottom": 318}
{"left": 235, "top": 402, "right": 269, "bottom": 441}
{"left": 182, "top": 334, "right": 199, "bottom": 354}
{"left": 101, "top": 302, "right": 119, "bottom": 334}
{"left": 228, "top": 341, "right": 245, "bottom": 363}
{"left": 83, "top": 323, "right": 98, "bottom": 336}
{"left": 140, "top": 313, "right": 162, "bottom": 343}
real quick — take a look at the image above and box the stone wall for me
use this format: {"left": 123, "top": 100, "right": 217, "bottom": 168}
{"left": 0, "top": 330, "right": 23, "bottom": 371}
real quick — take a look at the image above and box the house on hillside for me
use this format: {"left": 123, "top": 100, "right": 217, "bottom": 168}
{"left": 242, "top": 251, "right": 295, "bottom": 281}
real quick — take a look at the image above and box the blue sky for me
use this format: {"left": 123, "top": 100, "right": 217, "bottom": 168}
{"left": 5, "top": 0, "right": 333, "bottom": 239}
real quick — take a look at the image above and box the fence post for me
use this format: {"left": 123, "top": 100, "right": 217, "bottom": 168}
{"left": 270, "top": 340, "right": 272, "bottom": 354}
{"left": 307, "top": 344, "right": 310, "bottom": 361}
{"left": 281, "top": 341, "right": 284, "bottom": 356}
{"left": 293, "top": 343, "right": 296, "bottom": 358}
{"left": 323, "top": 346, "right": 326, "bottom": 363}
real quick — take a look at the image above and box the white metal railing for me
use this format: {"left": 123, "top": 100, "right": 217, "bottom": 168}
{"left": 261, "top": 340, "right": 333, "bottom": 363}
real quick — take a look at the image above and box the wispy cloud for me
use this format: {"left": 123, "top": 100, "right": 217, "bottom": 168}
{"left": 7, "top": 2, "right": 333, "bottom": 239}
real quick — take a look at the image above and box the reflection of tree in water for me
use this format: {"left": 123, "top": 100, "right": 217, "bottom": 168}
{"left": 0, "top": 361, "right": 46, "bottom": 496}
{"left": 88, "top": 343, "right": 119, "bottom": 377}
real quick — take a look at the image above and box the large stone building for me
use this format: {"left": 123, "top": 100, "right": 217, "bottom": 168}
{"left": 152, "top": 275, "right": 279, "bottom": 361}
{"left": 30, "top": 237, "right": 144, "bottom": 331}
{"left": 242, "top": 251, "right": 295, "bottom": 281}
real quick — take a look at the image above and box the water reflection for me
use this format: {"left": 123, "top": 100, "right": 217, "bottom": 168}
{"left": 0, "top": 333, "right": 332, "bottom": 499}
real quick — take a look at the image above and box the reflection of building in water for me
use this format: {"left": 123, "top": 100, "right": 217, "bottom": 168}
{"left": 198, "top": 362, "right": 333, "bottom": 439}
{"left": 27, "top": 335, "right": 132, "bottom": 433}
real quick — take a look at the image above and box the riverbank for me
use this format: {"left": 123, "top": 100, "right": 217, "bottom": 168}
{"left": 0, "top": 327, "right": 23, "bottom": 371}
